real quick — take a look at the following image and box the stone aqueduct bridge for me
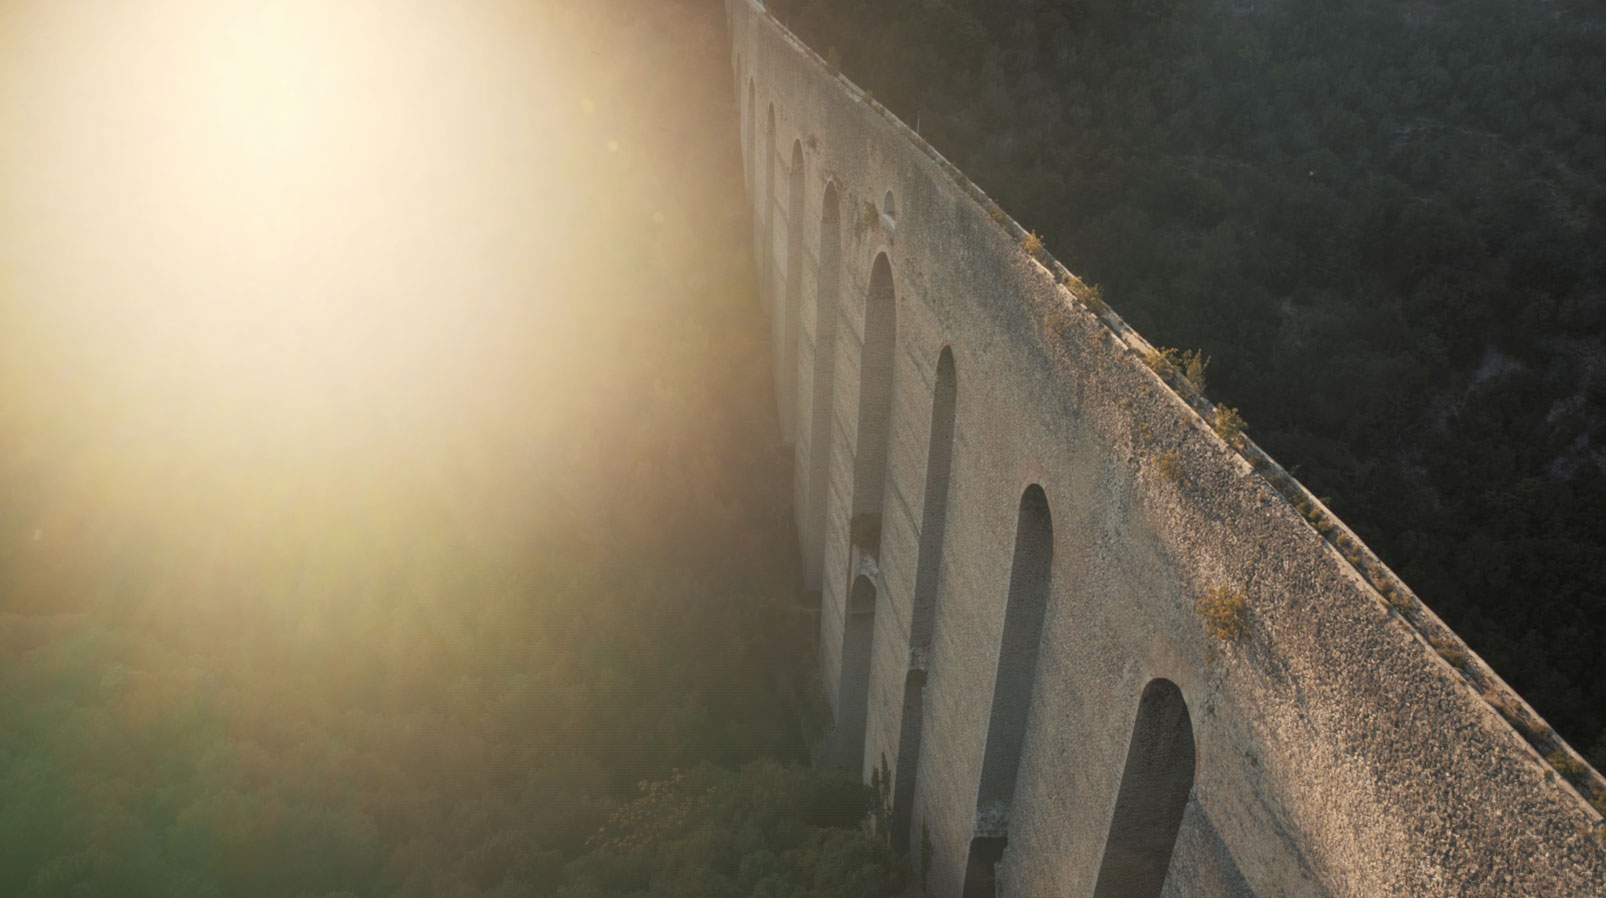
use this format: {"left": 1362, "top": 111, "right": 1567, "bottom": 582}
{"left": 727, "top": 2, "right": 1605, "bottom": 895}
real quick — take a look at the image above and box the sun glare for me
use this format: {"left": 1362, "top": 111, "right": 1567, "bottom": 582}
{"left": 0, "top": 0, "right": 587, "bottom": 473}
{"left": 0, "top": 0, "right": 654, "bottom": 603}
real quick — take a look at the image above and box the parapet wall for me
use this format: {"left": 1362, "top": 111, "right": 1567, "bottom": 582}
{"left": 727, "top": 2, "right": 1606, "bottom": 895}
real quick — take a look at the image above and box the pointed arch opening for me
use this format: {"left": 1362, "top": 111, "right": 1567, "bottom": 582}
{"left": 837, "top": 574, "right": 879, "bottom": 776}
{"left": 1091, "top": 679, "right": 1196, "bottom": 898}
{"left": 745, "top": 79, "right": 755, "bottom": 199}
{"left": 802, "top": 181, "right": 841, "bottom": 590}
{"left": 779, "top": 139, "right": 805, "bottom": 444}
{"left": 889, "top": 346, "right": 958, "bottom": 854}
{"left": 762, "top": 104, "right": 777, "bottom": 311}
{"left": 890, "top": 667, "right": 926, "bottom": 854}
{"left": 848, "top": 253, "right": 897, "bottom": 560}
{"left": 963, "top": 484, "right": 1054, "bottom": 898}
{"left": 910, "top": 348, "right": 957, "bottom": 651}
{"left": 962, "top": 837, "right": 1008, "bottom": 898}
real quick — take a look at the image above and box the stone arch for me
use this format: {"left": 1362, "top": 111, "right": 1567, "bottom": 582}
{"left": 910, "top": 347, "right": 957, "bottom": 651}
{"left": 1091, "top": 679, "right": 1196, "bottom": 898}
{"left": 779, "top": 138, "right": 805, "bottom": 445}
{"left": 802, "top": 180, "right": 841, "bottom": 590}
{"left": 890, "top": 345, "right": 958, "bottom": 854}
{"left": 891, "top": 667, "right": 927, "bottom": 854}
{"left": 745, "top": 78, "right": 755, "bottom": 198}
{"left": 963, "top": 484, "right": 1054, "bottom": 898}
{"left": 849, "top": 253, "right": 897, "bottom": 546}
{"left": 837, "top": 573, "right": 879, "bottom": 776}
{"left": 763, "top": 103, "right": 777, "bottom": 310}
{"left": 962, "top": 836, "right": 1008, "bottom": 898}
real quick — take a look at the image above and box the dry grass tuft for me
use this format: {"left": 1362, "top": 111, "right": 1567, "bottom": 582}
{"left": 1156, "top": 451, "right": 1184, "bottom": 483}
{"left": 1213, "top": 405, "right": 1247, "bottom": 449}
{"left": 1428, "top": 634, "right": 1469, "bottom": 669}
{"left": 1044, "top": 307, "right": 1075, "bottom": 343}
{"left": 1196, "top": 587, "right": 1248, "bottom": 640}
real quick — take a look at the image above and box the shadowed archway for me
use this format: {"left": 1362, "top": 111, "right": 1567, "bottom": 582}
{"left": 890, "top": 346, "right": 958, "bottom": 854}
{"left": 779, "top": 139, "right": 805, "bottom": 444}
{"left": 802, "top": 180, "right": 841, "bottom": 590}
{"left": 762, "top": 103, "right": 776, "bottom": 310}
{"left": 848, "top": 252, "right": 897, "bottom": 561}
{"left": 838, "top": 573, "right": 879, "bottom": 776}
{"left": 963, "top": 484, "right": 1053, "bottom": 898}
{"left": 744, "top": 77, "right": 754, "bottom": 196}
{"left": 1091, "top": 679, "right": 1196, "bottom": 898}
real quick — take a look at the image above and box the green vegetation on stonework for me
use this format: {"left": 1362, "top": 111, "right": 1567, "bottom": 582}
{"left": 0, "top": 2, "right": 898, "bottom": 896}
{"left": 1143, "top": 346, "right": 1210, "bottom": 399}
{"left": 1212, "top": 405, "right": 1248, "bottom": 450}
{"left": 1196, "top": 586, "right": 1249, "bottom": 641}
{"left": 1022, "top": 229, "right": 1044, "bottom": 256}
{"left": 565, "top": 763, "right": 903, "bottom": 898}
{"left": 772, "top": 0, "right": 1606, "bottom": 766}
{"left": 1155, "top": 451, "right": 1184, "bottom": 483}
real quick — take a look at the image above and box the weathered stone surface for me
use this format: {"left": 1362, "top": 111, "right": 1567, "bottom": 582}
{"left": 729, "top": 2, "right": 1606, "bottom": 895}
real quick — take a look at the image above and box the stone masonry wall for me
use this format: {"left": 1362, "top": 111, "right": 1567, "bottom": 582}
{"left": 728, "top": 2, "right": 1606, "bottom": 895}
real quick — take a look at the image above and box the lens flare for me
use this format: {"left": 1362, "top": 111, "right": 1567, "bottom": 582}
{"left": 0, "top": 0, "right": 655, "bottom": 612}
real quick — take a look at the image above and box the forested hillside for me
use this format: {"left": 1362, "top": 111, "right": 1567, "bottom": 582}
{"left": 0, "top": 1, "right": 902, "bottom": 895}
{"left": 770, "top": 0, "right": 1606, "bottom": 764}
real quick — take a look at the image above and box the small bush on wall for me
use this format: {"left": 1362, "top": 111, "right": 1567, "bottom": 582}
{"left": 1196, "top": 587, "right": 1248, "bottom": 640}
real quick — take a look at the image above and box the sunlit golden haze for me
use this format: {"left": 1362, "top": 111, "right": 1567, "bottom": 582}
{"left": 0, "top": 5, "right": 808, "bottom": 889}
{"left": 0, "top": 0, "right": 717, "bottom": 615}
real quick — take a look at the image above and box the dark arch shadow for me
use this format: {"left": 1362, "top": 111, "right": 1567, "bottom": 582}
{"left": 779, "top": 139, "right": 805, "bottom": 444}
{"left": 803, "top": 180, "right": 841, "bottom": 590}
{"left": 763, "top": 103, "right": 776, "bottom": 310}
{"left": 745, "top": 78, "right": 755, "bottom": 223}
{"left": 1091, "top": 679, "right": 1196, "bottom": 898}
{"left": 890, "top": 346, "right": 958, "bottom": 854}
{"left": 963, "top": 484, "right": 1053, "bottom": 898}
{"left": 848, "top": 252, "right": 897, "bottom": 559}
{"left": 837, "top": 573, "right": 879, "bottom": 776}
